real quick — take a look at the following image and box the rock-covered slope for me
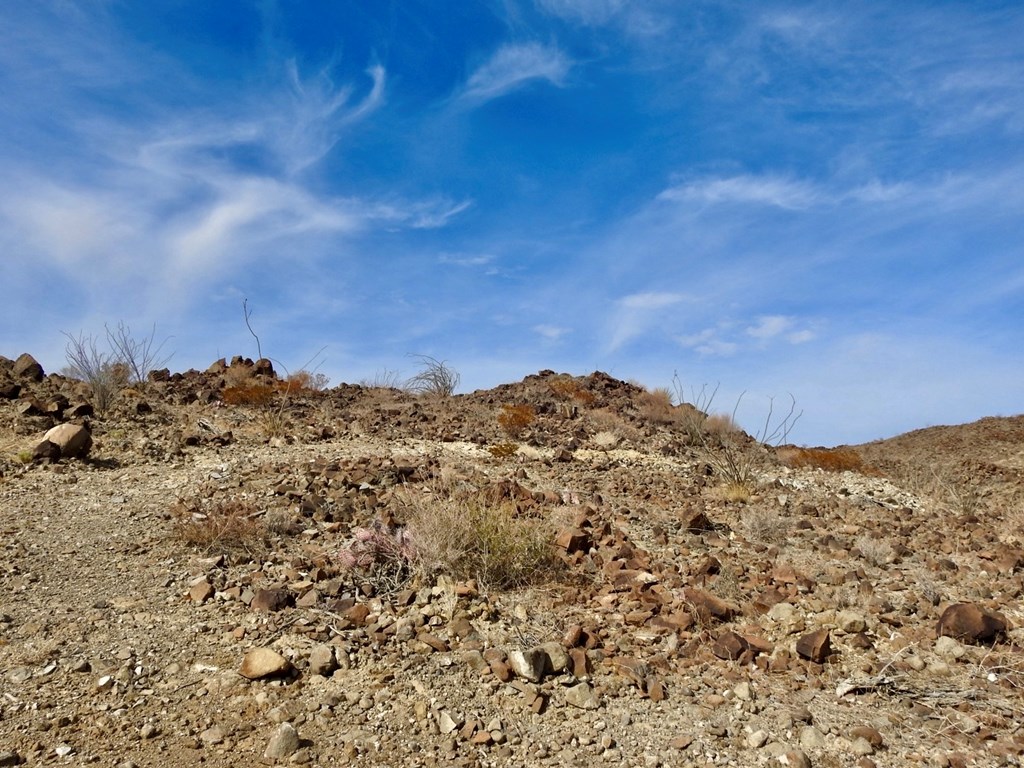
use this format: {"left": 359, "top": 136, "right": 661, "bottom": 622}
{"left": 1, "top": 353, "right": 1021, "bottom": 767}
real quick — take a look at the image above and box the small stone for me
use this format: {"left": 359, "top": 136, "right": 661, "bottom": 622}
{"left": 933, "top": 636, "right": 966, "bottom": 660}
{"left": 0, "top": 752, "right": 22, "bottom": 767}
{"left": 748, "top": 729, "right": 770, "bottom": 748}
{"left": 508, "top": 648, "right": 548, "bottom": 683}
{"left": 796, "top": 629, "right": 832, "bottom": 663}
{"left": 799, "top": 726, "right": 825, "bottom": 750}
{"left": 783, "top": 748, "right": 812, "bottom": 768}
{"left": 712, "top": 631, "right": 749, "bottom": 661}
{"left": 564, "top": 682, "right": 600, "bottom": 710}
{"left": 837, "top": 611, "right": 867, "bottom": 633}
{"left": 733, "top": 681, "right": 752, "bottom": 701}
{"left": 200, "top": 725, "right": 224, "bottom": 744}
{"left": 140, "top": 723, "right": 159, "bottom": 739}
{"left": 848, "top": 726, "right": 883, "bottom": 749}
{"left": 438, "top": 711, "right": 461, "bottom": 734}
{"left": 13, "top": 353, "right": 44, "bottom": 381}
{"left": 307, "top": 645, "right": 336, "bottom": 677}
{"left": 264, "top": 722, "right": 300, "bottom": 760}
{"left": 937, "top": 603, "right": 1007, "bottom": 644}
{"left": 850, "top": 737, "right": 875, "bottom": 756}
{"left": 538, "top": 641, "right": 570, "bottom": 674}
{"left": 53, "top": 744, "right": 74, "bottom": 758}
{"left": 189, "top": 579, "right": 215, "bottom": 603}
{"left": 240, "top": 648, "right": 291, "bottom": 680}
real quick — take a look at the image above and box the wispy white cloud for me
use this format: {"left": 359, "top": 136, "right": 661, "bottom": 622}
{"left": 458, "top": 42, "right": 572, "bottom": 104}
{"left": 534, "top": 324, "right": 571, "bottom": 341}
{"left": 618, "top": 291, "right": 687, "bottom": 310}
{"left": 439, "top": 252, "right": 496, "bottom": 267}
{"left": 606, "top": 291, "right": 689, "bottom": 352}
{"left": 658, "top": 175, "right": 823, "bottom": 210}
{"left": 535, "top": 0, "right": 626, "bottom": 26}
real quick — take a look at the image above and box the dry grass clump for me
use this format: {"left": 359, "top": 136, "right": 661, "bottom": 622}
{"left": 401, "top": 489, "right": 559, "bottom": 591}
{"left": 406, "top": 355, "right": 460, "bottom": 397}
{"left": 777, "top": 446, "right": 866, "bottom": 473}
{"left": 498, "top": 404, "right": 536, "bottom": 438}
{"left": 704, "top": 412, "right": 741, "bottom": 435}
{"left": 171, "top": 498, "right": 269, "bottom": 557}
{"left": 742, "top": 508, "right": 789, "bottom": 543}
{"left": 854, "top": 534, "right": 895, "bottom": 566}
{"left": 637, "top": 387, "right": 676, "bottom": 424}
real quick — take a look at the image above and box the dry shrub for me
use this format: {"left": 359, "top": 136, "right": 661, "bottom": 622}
{"left": 638, "top": 387, "right": 676, "bottom": 423}
{"left": 855, "top": 534, "right": 894, "bottom": 566}
{"left": 704, "top": 412, "right": 740, "bottom": 435}
{"left": 498, "top": 404, "right": 535, "bottom": 438}
{"left": 403, "top": 491, "right": 559, "bottom": 590}
{"left": 285, "top": 370, "right": 330, "bottom": 393}
{"left": 777, "top": 446, "right": 865, "bottom": 473}
{"left": 549, "top": 375, "right": 596, "bottom": 406}
{"left": 488, "top": 442, "right": 520, "bottom": 458}
{"left": 172, "top": 498, "right": 268, "bottom": 557}
{"left": 742, "top": 509, "right": 788, "bottom": 543}
{"left": 406, "top": 355, "right": 460, "bottom": 397}
{"left": 222, "top": 383, "right": 277, "bottom": 406}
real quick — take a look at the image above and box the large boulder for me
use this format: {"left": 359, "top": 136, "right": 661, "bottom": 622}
{"left": 12, "top": 354, "right": 44, "bottom": 381}
{"left": 937, "top": 603, "right": 1008, "bottom": 644}
{"left": 42, "top": 423, "right": 92, "bottom": 459}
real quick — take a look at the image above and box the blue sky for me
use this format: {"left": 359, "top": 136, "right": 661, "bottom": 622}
{"left": 2, "top": 1, "right": 1022, "bottom": 445}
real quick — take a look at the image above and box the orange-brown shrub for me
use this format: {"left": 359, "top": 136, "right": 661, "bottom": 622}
{"left": 488, "top": 442, "right": 520, "bottom": 458}
{"left": 548, "top": 376, "right": 596, "bottom": 405}
{"left": 284, "top": 370, "right": 330, "bottom": 393}
{"left": 777, "top": 447, "right": 865, "bottom": 473}
{"left": 222, "top": 383, "right": 277, "bottom": 406}
{"left": 497, "top": 404, "right": 535, "bottom": 437}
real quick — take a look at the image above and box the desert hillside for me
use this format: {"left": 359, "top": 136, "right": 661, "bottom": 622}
{"left": 1, "top": 352, "right": 1021, "bottom": 768}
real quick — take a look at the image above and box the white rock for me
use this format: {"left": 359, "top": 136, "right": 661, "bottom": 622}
{"left": 264, "top": 722, "right": 300, "bottom": 760}
{"left": 43, "top": 423, "right": 91, "bottom": 458}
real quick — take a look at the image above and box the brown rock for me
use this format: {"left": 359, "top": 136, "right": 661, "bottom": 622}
{"left": 251, "top": 588, "right": 292, "bottom": 612}
{"left": 417, "top": 632, "right": 449, "bottom": 652}
{"left": 646, "top": 676, "right": 666, "bottom": 702}
{"left": 12, "top": 353, "right": 43, "bottom": 381}
{"left": 32, "top": 440, "right": 62, "bottom": 463}
{"left": 784, "top": 749, "right": 812, "bottom": 768}
{"left": 712, "top": 631, "right": 749, "bottom": 661}
{"left": 0, "top": 381, "right": 21, "bottom": 400}
{"left": 240, "top": 648, "right": 291, "bottom": 679}
{"left": 683, "top": 588, "right": 737, "bottom": 622}
{"left": 554, "top": 528, "right": 590, "bottom": 553}
{"left": 937, "top": 603, "right": 1007, "bottom": 644}
{"left": 849, "top": 726, "right": 884, "bottom": 748}
{"left": 43, "top": 424, "right": 92, "bottom": 459}
{"left": 189, "top": 580, "right": 214, "bottom": 603}
{"left": 796, "top": 629, "right": 832, "bottom": 663}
